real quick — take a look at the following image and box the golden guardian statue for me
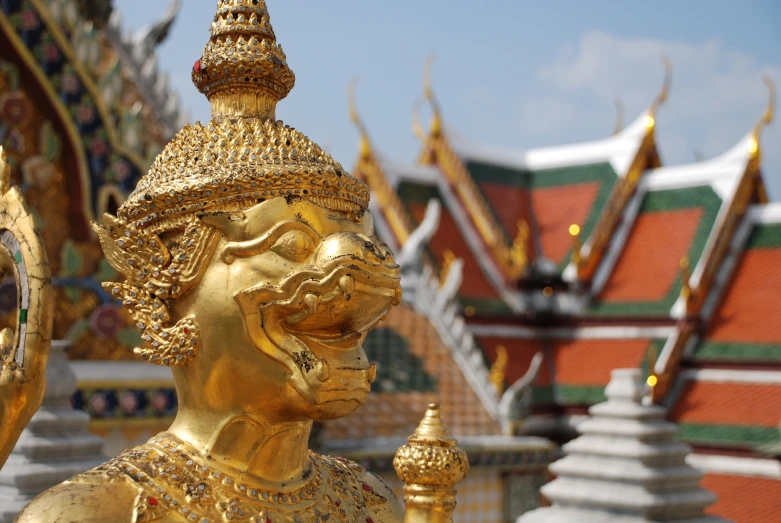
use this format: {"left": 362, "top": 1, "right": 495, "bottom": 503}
{"left": 14, "top": 1, "right": 421, "bottom": 521}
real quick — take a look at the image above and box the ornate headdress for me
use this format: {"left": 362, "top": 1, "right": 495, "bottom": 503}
{"left": 94, "top": 0, "right": 370, "bottom": 366}
{"left": 118, "top": 0, "right": 369, "bottom": 233}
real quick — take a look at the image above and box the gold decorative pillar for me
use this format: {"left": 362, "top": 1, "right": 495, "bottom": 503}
{"left": 393, "top": 403, "right": 469, "bottom": 523}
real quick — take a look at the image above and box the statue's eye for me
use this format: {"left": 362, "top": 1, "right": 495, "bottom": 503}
{"left": 271, "top": 230, "right": 315, "bottom": 262}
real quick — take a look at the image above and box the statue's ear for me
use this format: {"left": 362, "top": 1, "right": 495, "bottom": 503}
{"left": 198, "top": 211, "right": 247, "bottom": 241}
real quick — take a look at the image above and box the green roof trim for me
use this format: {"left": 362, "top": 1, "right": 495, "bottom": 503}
{"left": 397, "top": 180, "right": 442, "bottom": 205}
{"left": 557, "top": 385, "right": 607, "bottom": 405}
{"left": 363, "top": 328, "right": 437, "bottom": 393}
{"left": 530, "top": 386, "right": 557, "bottom": 406}
{"left": 678, "top": 422, "right": 780, "bottom": 448}
{"left": 530, "top": 162, "right": 617, "bottom": 190}
{"left": 588, "top": 185, "right": 723, "bottom": 317}
{"left": 465, "top": 160, "right": 529, "bottom": 188}
{"left": 692, "top": 341, "right": 781, "bottom": 362}
{"left": 746, "top": 223, "right": 781, "bottom": 250}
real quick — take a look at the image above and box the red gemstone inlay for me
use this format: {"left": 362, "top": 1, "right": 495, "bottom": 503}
{"left": 193, "top": 60, "right": 202, "bottom": 73}
{"left": 366, "top": 518, "right": 375, "bottom": 523}
{"left": 148, "top": 496, "right": 159, "bottom": 506}
{"left": 266, "top": 518, "right": 272, "bottom": 523}
{"left": 362, "top": 483, "right": 373, "bottom": 492}
{"left": 335, "top": 500, "right": 341, "bottom": 507}
{"left": 184, "top": 327, "right": 190, "bottom": 334}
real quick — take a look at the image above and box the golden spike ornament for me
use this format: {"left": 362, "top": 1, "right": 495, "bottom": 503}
{"left": 394, "top": 404, "right": 469, "bottom": 523}
{"left": 13, "top": 1, "right": 453, "bottom": 521}
{"left": 489, "top": 345, "right": 509, "bottom": 395}
{"left": 0, "top": 146, "right": 53, "bottom": 469}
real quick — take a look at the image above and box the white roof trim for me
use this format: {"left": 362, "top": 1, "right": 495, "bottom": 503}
{"left": 468, "top": 324, "right": 674, "bottom": 340}
{"left": 379, "top": 156, "right": 441, "bottom": 186}
{"left": 641, "top": 133, "right": 752, "bottom": 197}
{"left": 449, "top": 111, "right": 651, "bottom": 175}
{"left": 748, "top": 202, "right": 781, "bottom": 224}
{"left": 686, "top": 454, "right": 781, "bottom": 479}
{"left": 680, "top": 368, "right": 781, "bottom": 385}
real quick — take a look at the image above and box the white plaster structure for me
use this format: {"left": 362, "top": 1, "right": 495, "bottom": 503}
{"left": 0, "top": 341, "right": 105, "bottom": 522}
{"left": 519, "top": 369, "right": 730, "bottom": 523}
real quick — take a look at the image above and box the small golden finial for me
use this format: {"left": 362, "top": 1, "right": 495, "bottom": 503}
{"left": 749, "top": 75, "right": 775, "bottom": 156}
{"left": 192, "top": 0, "right": 295, "bottom": 120}
{"left": 570, "top": 223, "right": 583, "bottom": 268}
{"left": 646, "top": 54, "right": 672, "bottom": 128}
{"left": 680, "top": 256, "right": 692, "bottom": 310}
{"left": 613, "top": 97, "right": 625, "bottom": 135}
{"left": 0, "top": 146, "right": 10, "bottom": 195}
{"left": 439, "top": 249, "right": 456, "bottom": 287}
{"left": 489, "top": 345, "right": 509, "bottom": 395}
{"left": 422, "top": 54, "right": 442, "bottom": 137}
{"left": 510, "top": 220, "right": 529, "bottom": 274}
{"left": 348, "top": 78, "right": 373, "bottom": 160}
{"left": 394, "top": 404, "right": 469, "bottom": 523}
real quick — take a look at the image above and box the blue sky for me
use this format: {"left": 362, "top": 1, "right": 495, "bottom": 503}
{"left": 115, "top": 1, "right": 781, "bottom": 197}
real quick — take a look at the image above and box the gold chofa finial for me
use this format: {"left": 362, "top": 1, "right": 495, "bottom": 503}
{"left": 422, "top": 53, "right": 442, "bottom": 136}
{"left": 647, "top": 54, "right": 672, "bottom": 126}
{"left": 192, "top": 0, "right": 295, "bottom": 120}
{"left": 348, "top": 78, "right": 372, "bottom": 159}
{"left": 753, "top": 75, "right": 776, "bottom": 143}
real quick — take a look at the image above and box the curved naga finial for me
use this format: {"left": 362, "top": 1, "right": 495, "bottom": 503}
{"left": 648, "top": 54, "right": 673, "bottom": 120}
{"left": 499, "top": 351, "right": 544, "bottom": 435}
{"left": 753, "top": 75, "right": 776, "bottom": 143}
{"left": 398, "top": 198, "right": 442, "bottom": 270}
{"left": 413, "top": 53, "right": 443, "bottom": 140}
{"left": 0, "top": 146, "right": 53, "bottom": 468}
{"left": 134, "top": 0, "right": 182, "bottom": 49}
{"left": 348, "top": 78, "right": 373, "bottom": 158}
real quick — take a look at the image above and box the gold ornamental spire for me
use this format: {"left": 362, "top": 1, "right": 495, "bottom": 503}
{"left": 192, "top": 0, "right": 295, "bottom": 120}
{"left": 118, "top": 0, "right": 368, "bottom": 233}
{"left": 394, "top": 404, "right": 469, "bottom": 523}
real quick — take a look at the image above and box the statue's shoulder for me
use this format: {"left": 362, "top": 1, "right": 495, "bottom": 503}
{"left": 17, "top": 444, "right": 163, "bottom": 523}
{"left": 16, "top": 468, "right": 143, "bottom": 523}
{"left": 315, "top": 453, "right": 404, "bottom": 523}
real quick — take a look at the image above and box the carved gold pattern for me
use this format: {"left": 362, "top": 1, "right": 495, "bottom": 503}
{"left": 394, "top": 404, "right": 469, "bottom": 523}
{"left": 0, "top": 146, "right": 53, "bottom": 468}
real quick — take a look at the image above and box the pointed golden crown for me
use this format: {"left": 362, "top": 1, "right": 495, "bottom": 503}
{"left": 118, "top": 0, "right": 369, "bottom": 232}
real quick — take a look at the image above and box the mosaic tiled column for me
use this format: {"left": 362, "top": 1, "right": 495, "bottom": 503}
{"left": 518, "top": 369, "right": 731, "bottom": 523}
{"left": 0, "top": 340, "right": 105, "bottom": 522}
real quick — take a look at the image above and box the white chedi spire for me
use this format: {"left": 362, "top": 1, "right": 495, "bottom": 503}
{"left": 519, "top": 369, "right": 731, "bottom": 523}
{"left": 0, "top": 341, "right": 105, "bottom": 522}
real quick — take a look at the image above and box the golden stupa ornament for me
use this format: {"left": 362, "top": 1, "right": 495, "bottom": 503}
{"left": 394, "top": 404, "right": 469, "bottom": 523}
{"left": 11, "top": 2, "right": 445, "bottom": 521}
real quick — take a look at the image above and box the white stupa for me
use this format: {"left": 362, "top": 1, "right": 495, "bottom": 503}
{"left": 0, "top": 341, "right": 105, "bottom": 522}
{"left": 519, "top": 368, "right": 731, "bottom": 523}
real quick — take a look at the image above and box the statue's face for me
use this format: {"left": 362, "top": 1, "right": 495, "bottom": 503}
{"left": 175, "top": 197, "right": 400, "bottom": 422}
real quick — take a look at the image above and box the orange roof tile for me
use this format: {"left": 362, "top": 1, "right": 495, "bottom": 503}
{"left": 670, "top": 381, "right": 781, "bottom": 427}
{"left": 551, "top": 339, "right": 651, "bottom": 386}
{"left": 701, "top": 474, "right": 781, "bottom": 523}
{"left": 325, "top": 304, "right": 501, "bottom": 440}
{"left": 599, "top": 208, "right": 704, "bottom": 302}
{"left": 477, "top": 336, "right": 550, "bottom": 386}
{"left": 706, "top": 249, "right": 781, "bottom": 344}
{"left": 409, "top": 202, "right": 498, "bottom": 299}
{"left": 532, "top": 182, "right": 600, "bottom": 264}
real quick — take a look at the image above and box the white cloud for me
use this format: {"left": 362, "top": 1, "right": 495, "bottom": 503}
{"left": 524, "top": 30, "right": 781, "bottom": 195}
